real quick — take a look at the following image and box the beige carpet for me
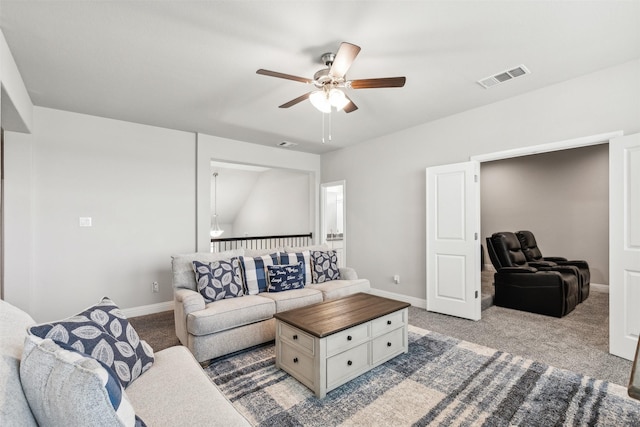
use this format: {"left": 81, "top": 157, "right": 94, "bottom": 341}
{"left": 130, "top": 288, "right": 632, "bottom": 387}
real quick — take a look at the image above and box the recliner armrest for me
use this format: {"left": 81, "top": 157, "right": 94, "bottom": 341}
{"left": 529, "top": 261, "right": 557, "bottom": 268}
{"left": 497, "top": 266, "right": 538, "bottom": 273}
{"left": 544, "top": 256, "right": 569, "bottom": 263}
{"left": 557, "top": 260, "right": 590, "bottom": 270}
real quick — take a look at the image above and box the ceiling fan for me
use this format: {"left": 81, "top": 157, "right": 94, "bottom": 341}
{"left": 257, "top": 42, "right": 406, "bottom": 114}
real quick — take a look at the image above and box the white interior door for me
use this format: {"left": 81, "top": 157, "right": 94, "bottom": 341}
{"left": 426, "top": 161, "right": 481, "bottom": 320}
{"left": 610, "top": 133, "right": 640, "bottom": 360}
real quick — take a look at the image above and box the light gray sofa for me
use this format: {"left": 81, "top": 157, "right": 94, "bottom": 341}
{"left": 172, "top": 246, "right": 371, "bottom": 363}
{"left": 0, "top": 299, "right": 250, "bottom": 427}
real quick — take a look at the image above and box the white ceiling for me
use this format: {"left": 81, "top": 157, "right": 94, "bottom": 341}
{"left": 1, "top": 1, "right": 639, "bottom": 154}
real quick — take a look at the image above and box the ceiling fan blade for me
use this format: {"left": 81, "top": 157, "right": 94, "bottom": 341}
{"left": 257, "top": 69, "right": 312, "bottom": 84}
{"left": 350, "top": 77, "right": 406, "bottom": 89}
{"left": 279, "top": 92, "right": 312, "bottom": 108}
{"left": 329, "top": 42, "right": 361, "bottom": 79}
{"left": 342, "top": 94, "right": 358, "bottom": 113}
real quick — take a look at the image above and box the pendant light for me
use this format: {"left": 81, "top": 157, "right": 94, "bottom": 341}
{"left": 210, "top": 172, "right": 224, "bottom": 238}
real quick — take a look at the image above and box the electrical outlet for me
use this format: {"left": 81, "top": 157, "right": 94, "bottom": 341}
{"left": 393, "top": 275, "right": 400, "bottom": 285}
{"left": 152, "top": 281, "right": 159, "bottom": 293}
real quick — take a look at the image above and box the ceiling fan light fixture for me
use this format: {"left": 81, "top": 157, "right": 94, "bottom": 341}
{"left": 329, "top": 88, "right": 349, "bottom": 111}
{"left": 309, "top": 90, "right": 332, "bottom": 113}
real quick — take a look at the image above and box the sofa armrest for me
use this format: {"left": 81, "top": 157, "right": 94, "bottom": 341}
{"left": 173, "top": 289, "right": 206, "bottom": 345}
{"left": 175, "top": 288, "right": 206, "bottom": 315}
{"left": 339, "top": 267, "right": 358, "bottom": 280}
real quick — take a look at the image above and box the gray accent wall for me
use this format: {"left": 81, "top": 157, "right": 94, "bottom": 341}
{"left": 481, "top": 144, "right": 609, "bottom": 285}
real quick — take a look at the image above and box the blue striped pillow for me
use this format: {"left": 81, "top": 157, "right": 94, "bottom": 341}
{"left": 279, "top": 250, "right": 311, "bottom": 285}
{"left": 239, "top": 253, "right": 279, "bottom": 294}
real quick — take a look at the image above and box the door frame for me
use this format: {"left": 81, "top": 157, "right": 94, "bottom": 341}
{"left": 320, "top": 180, "right": 346, "bottom": 267}
{"left": 468, "top": 129, "right": 624, "bottom": 353}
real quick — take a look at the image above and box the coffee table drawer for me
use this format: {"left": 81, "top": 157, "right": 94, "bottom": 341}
{"left": 280, "top": 342, "right": 315, "bottom": 386}
{"left": 372, "top": 309, "right": 405, "bottom": 336}
{"left": 372, "top": 327, "right": 405, "bottom": 364}
{"left": 326, "top": 342, "right": 369, "bottom": 387}
{"left": 326, "top": 322, "right": 369, "bottom": 356}
{"left": 279, "top": 322, "right": 314, "bottom": 354}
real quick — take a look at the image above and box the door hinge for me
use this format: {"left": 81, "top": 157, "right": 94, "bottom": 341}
{"left": 475, "top": 290, "right": 478, "bottom": 299}
{"left": 474, "top": 232, "right": 478, "bottom": 240}
{"left": 474, "top": 174, "right": 478, "bottom": 183}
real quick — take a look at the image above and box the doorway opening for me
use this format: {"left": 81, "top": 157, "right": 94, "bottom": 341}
{"left": 321, "top": 181, "right": 346, "bottom": 267}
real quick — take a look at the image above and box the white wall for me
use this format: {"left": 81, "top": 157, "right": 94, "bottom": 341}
{"left": 4, "top": 107, "right": 196, "bottom": 321}
{"left": 232, "top": 169, "right": 310, "bottom": 237}
{"left": 0, "top": 30, "right": 33, "bottom": 132}
{"left": 196, "top": 133, "right": 321, "bottom": 252}
{"left": 321, "top": 60, "right": 640, "bottom": 302}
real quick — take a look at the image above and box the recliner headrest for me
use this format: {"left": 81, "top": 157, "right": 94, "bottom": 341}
{"left": 516, "top": 230, "right": 543, "bottom": 261}
{"left": 490, "top": 232, "right": 528, "bottom": 267}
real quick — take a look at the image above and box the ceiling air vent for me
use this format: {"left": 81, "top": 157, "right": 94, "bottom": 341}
{"left": 477, "top": 65, "right": 530, "bottom": 89}
{"left": 277, "top": 141, "right": 297, "bottom": 148}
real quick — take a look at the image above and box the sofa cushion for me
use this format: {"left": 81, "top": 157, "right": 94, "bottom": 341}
{"left": 187, "top": 295, "right": 276, "bottom": 336}
{"left": 267, "top": 262, "right": 305, "bottom": 292}
{"left": 28, "top": 297, "right": 154, "bottom": 388}
{"left": 261, "top": 288, "right": 323, "bottom": 312}
{"left": 0, "top": 299, "right": 38, "bottom": 426}
{"left": 125, "top": 346, "right": 250, "bottom": 426}
{"left": 307, "top": 278, "right": 371, "bottom": 301}
{"left": 20, "top": 335, "right": 143, "bottom": 427}
{"left": 280, "top": 250, "right": 311, "bottom": 285}
{"left": 310, "top": 250, "right": 341, "bottom": 283}
{"left": 193, "top": 259, "right": 244, "bottom": 302}
{"left": 172, "top": 249, "right": 245, "bottom": 291}
{"left": 239, "top": 253, "right": 279, "bottom": 294}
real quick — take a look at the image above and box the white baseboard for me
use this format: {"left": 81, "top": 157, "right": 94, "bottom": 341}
{"left": 590, "top": 283, "right": 609, "bottom": 293}
{"left": 367, "top": 288, "right": 426, "bottom": 309}
{"left": 122, "top": 301, "right": 174, "bottom": 318}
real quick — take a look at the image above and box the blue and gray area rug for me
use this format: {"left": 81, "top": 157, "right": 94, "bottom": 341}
{"left": 206, "top": 326, "right": 640, "bottom": 426}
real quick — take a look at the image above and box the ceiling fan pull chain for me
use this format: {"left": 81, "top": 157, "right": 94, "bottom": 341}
{"left": 329, "top": 109, "right": 332, "bottom": 142}
{"left": 321, "top": 111, "right": 325, "bottom": 143}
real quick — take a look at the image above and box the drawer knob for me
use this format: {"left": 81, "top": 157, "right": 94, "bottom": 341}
{"left": 293, "top": 357, "right": 298, "bottom": 363}
{"left": 387, "top": 320, "right": 392, "bottom": 325}
{"left": 293, "top": 334, "right": 298, "bottom": 340}
{"left": 347, "top": 360, "right": 353, "bottom": 366}
{"left": 387, "top": 342, "right": 392, "bottom": 347}
{"left": 347, "top": 335, "right": 352, "bottom": 341}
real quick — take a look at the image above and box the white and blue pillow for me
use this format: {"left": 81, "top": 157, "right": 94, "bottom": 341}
{"left": 193, "top": 258, "right": 244, "bottom": 302}
{"left": 239, "top": 253, "right": 279, "bottom": 294}
{"left": 280, "top": 250, "right": 311, "bottom": 285}
{"left": 20, "top": 335, "right": 146, "bottom": 426}
{"left": 28, "top": 297, "right": 154, "bottom": 389}
{"left": 310, "top": 250, "right": 341, "bottom": 283}
{"left": 267, "top": 262, "right": 305, "bottom": 292}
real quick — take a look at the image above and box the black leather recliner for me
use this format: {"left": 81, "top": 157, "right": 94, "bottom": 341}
{"left": 486, "top": 231, "right": 580, "bottom": 318}
{"left": 516, "top": 230, "right": 590, "bottom": 302}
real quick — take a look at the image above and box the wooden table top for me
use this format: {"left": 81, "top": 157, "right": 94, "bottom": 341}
{"left": 274, "top": 293, "right": 411, "bottom": 338}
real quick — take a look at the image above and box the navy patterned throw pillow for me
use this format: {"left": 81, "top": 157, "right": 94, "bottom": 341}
{"left": 279, "top": 250, "right": 311, "bottom": 285}
{"left": 310, "top": 250, "right": 341, "bottom": 283}
{"left": 267, "top": 262, "right": 305, "bottom": 292}
{"left": 28, "top": 297, "right": 155, "bottom": 389}
{"left": 193, "top": 258, "right": 244, "bottom": 302}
